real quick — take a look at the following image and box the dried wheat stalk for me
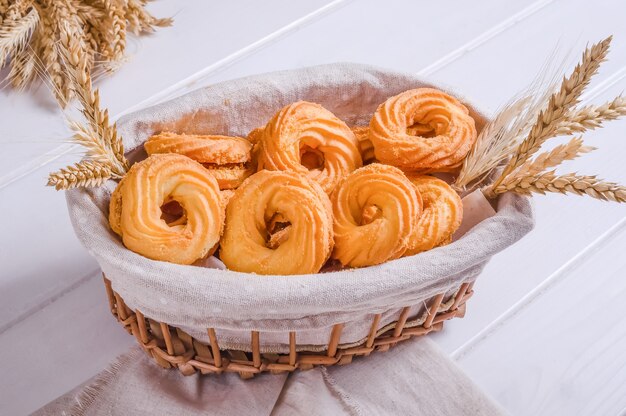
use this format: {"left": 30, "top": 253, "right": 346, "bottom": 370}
{"left": 0, "top": 0, "right": 171, "bottom": 104}
{"left": 476, "top": 36, "right": 626, "bottom": 203}
{"left": 47, "top": 160, "right": 114, "bottom": 190}
{"left": 556, "top": 96, "right": 626, "bottom": 135}
{"left": 511, "top": 137, "right": 593, "bottom": 178}
{"left": 490, "top": 36, "right": 612, "bottom": 190}
{"left": 486, "top": 172, "right": 626, "bottom": 203}
{"left": 0, "top": 6, "right": 37, "bottom": 66}
{"left": 59, "top": 24, "right": 127, "bottom": 170}
{"left": 455, "top": 49, "right": 568, "bottom": 190}
{"left": 455, "top": 95, "right": 546, "bottom": 190}
{"left": 126, "top": 0, "right": 170, "bottom": 35}
{"left": 47, "top": 23, "right": 128, "bottom": 190}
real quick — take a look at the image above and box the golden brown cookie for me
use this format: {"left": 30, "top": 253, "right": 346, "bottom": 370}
{"left": 109, "top": 154, "right": 224, "bottom": 265}
{"left": 351, "top": 126, "right": 376, "bottom": 164}
{"left": 144, "top": 132, "right": 252, "bottom": 164}
{"left": 246, "top": 127, "right": 264, "bottom": 145}
{"left": 404, "top": 175, "right": 463, "bottom": 255}
{"left": 256, "top": 101, "right": 362, "bottom": 193}
{"left": 331, "top": 163, "right": 422, "bottom": 267}
{"left": 219, "top": 170, "right": 333, "bottom": 275}
{"left": 369, "top": 88, "right": 477, "bottom": 171}
{"left": 202, "top": 163, "right": 255, "bottom": 190}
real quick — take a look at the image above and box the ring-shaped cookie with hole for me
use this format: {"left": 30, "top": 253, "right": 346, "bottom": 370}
{"left": 256, "top": 101, "right": 362, "bottom": 193}
{"left": 331, "top": 163, "right": 422, "bottom": 267}
{"left": 219, "top": 170, "right": 334, "bottom": 275}
{"left": 369, "top": 88, "right": 477, "bottom": 171}
{"left": 109, "top": 153, "right": 224, "bottom": 265}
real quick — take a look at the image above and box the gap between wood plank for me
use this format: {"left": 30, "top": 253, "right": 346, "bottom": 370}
{"left": 417, "top": 0, "right": 556, "bottom": 77}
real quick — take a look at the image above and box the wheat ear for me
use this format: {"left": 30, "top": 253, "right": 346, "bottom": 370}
{"left": 0, "top": 6, "right": 38, "bottom": 66}
{"left": 487, "top": 171, "right": 626, "bottom": 203}
{"left": 3, "top": 0, "right": 31, "bottom": 21}
{"left": 518, "top": 137, "right": 593, "bottom": 174}
{"left": 47, "top": 160, "right": 116, "bottom": 190}
{"left": 103, "top": 0, "right": 127, "bottom": 63}
{"left": 556, "top": 95, "right": 626, "bottom": 135}
{"left": 125, "top": 0, "right": 172, "bottom": 35}
{"left": 58, "top": 24, "right": 128, "bottom": 174}
{"left": 46, "top": 21, "right": 129, "bottom": 190}
{"left": 3, "top": 0, "right": 171, "bottom": 94}
{"left": 490, "top": 36, "right": 612, "bottom": 190}
{"left": 455, "top": 48, "right": 570, "bottom": 190}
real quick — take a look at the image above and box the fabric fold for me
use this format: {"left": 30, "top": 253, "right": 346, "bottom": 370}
{"left": 34, "top": 338, "right": 506, "bottom": 416}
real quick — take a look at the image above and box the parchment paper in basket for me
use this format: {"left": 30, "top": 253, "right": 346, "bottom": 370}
{"left": 453, "top": 189, "right": 497, "bottom": 241}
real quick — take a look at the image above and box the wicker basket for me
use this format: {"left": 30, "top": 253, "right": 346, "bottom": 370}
{"left": 103, "top": 276, "right": 474, "bottom": 378}
{"left": 64, "top": 65, "right": 533, "bottom": 379}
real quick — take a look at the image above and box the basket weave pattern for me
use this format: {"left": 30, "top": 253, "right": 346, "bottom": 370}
{"left": 104, "top": 276, "right": 474, "bottom": 378}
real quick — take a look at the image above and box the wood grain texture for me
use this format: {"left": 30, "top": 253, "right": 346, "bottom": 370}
{"left": 150, "top": 0, "right": 544, "bottom": 104}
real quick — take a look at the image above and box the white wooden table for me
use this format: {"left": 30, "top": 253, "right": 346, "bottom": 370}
{"left": 2, "top": 1, "right": 626, "bottom": 415}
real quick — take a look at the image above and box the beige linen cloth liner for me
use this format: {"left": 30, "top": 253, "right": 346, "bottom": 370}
{"left": 34, "top": 338, "right": 507, "bottom": 415}
{"left": 66, "top": 63, "right": 534, "bottom": 352}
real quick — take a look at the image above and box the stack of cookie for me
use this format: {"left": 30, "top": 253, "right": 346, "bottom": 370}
{"left": 109, "top": 88, "right": 477, "bottom": 275}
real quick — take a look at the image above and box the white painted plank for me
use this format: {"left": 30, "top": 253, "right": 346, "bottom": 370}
{"left": 423, "top": 0, "right": 626, "bottom": 354}
{"left": 0, "top": 274, "right": 134, "bottom": 416}
{"left": 0, "top": 0, "right": 338, "bottom": 183}
{"left": 428, "top": 1, "right": 626, "bottom": 107}
{"left": 453, "top": 222, "right": 626, "bottom": 416}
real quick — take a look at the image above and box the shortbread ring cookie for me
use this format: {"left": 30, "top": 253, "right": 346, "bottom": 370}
{"left": 331, "top": 163, "right": 422, "bottom": 267}
{"left": 109, "top": 154, "right": 224, "bottom": 265}
{"left": 256, "top": 101, "right": 362, "bottom": 193}
{"left": 404, "top": 175, "right": 463, "bottom": 256}
{"left": 369, "top": 88, "right": 477, "bottom": 171}
{"left": 351, "top": 126, "right": 375, "bottom": 164}
{"left": 220, "top": 170, "right": 334, "bottom": 275}
{"left": 145, "top": 132, "right": 252, "bottom": 164}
